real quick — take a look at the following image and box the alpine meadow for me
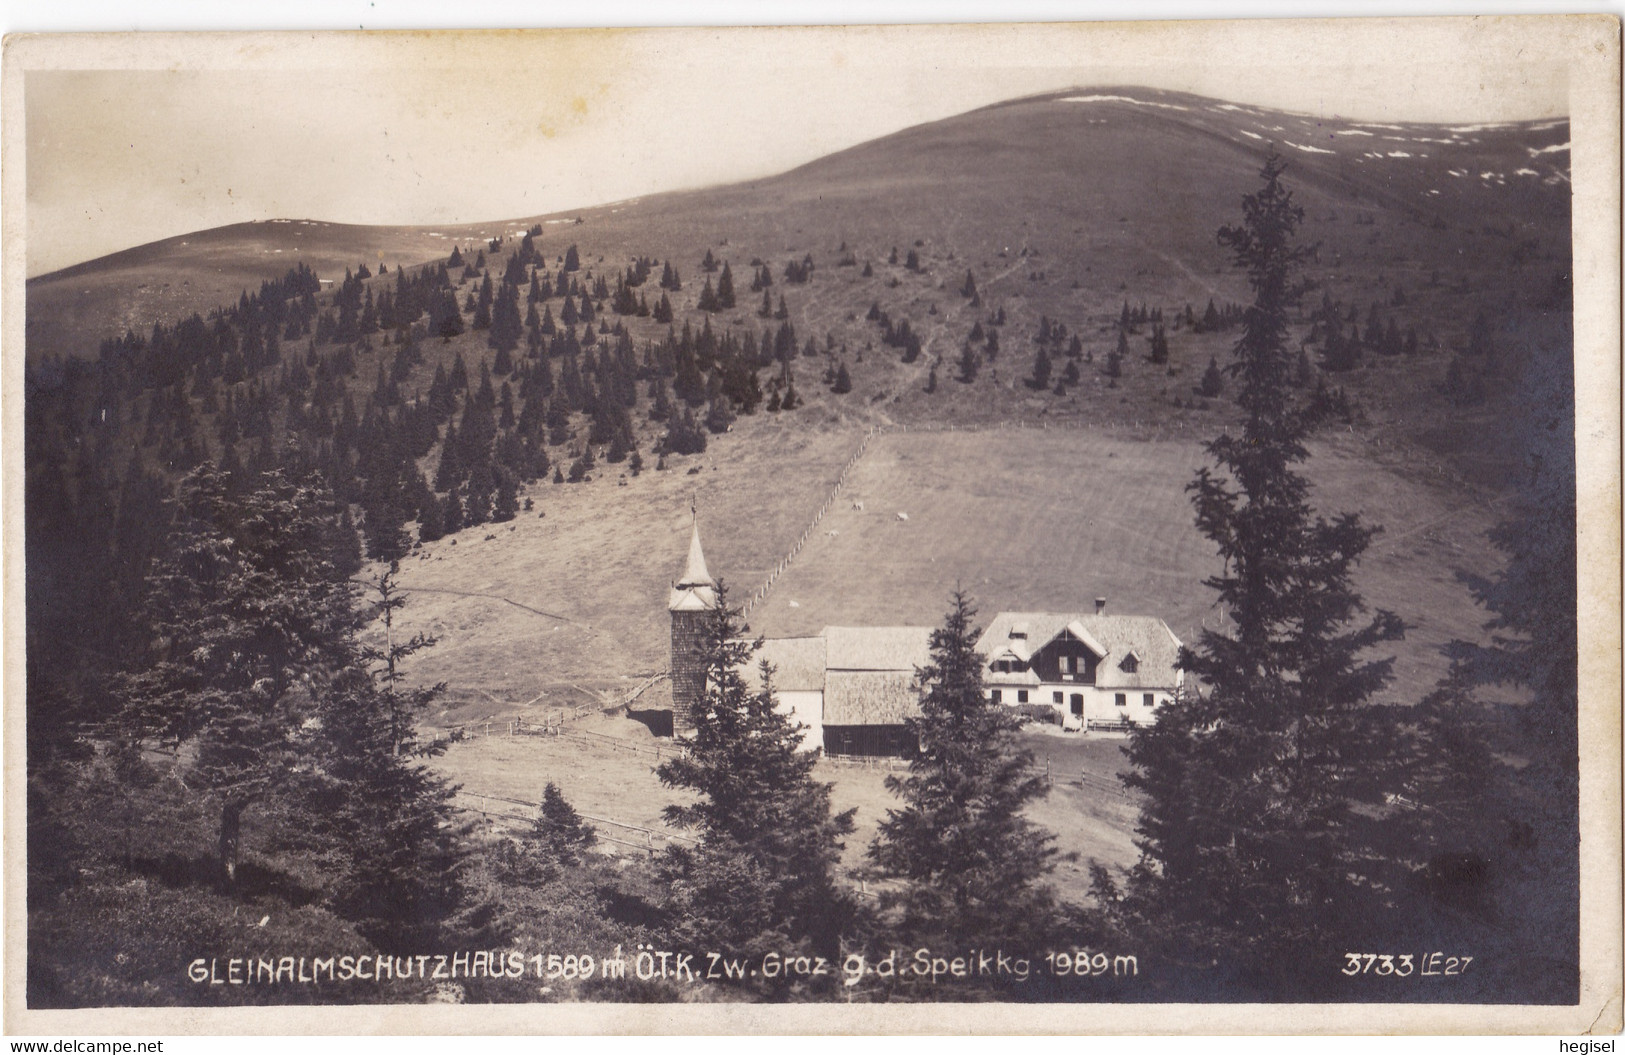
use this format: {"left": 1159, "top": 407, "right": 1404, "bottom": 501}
{"left": 22, "top": 78, "right": 1581, "bottom": 1011}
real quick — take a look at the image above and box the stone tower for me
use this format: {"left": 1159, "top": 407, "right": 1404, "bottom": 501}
{"left": 668, "top": 508, "right": 717, "bottom": 734}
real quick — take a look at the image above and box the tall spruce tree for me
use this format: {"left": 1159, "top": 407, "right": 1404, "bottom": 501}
{"left": 868, "top": 592, "right": 1060, "bottom": 947}
{"left": 1411, "top": 335, "right": 1579, "bottom": 998}
{"left": 1099, "top": 152, "right": 1405, "bottom": 991}
{"left": 656, "top": 582, "right": 856, "bottom": 964}
{"left": 116, "top": 466, "right": 364, "bottom": 885}
{"left": 301, "top": 570, "right": 471, "bottom": 948}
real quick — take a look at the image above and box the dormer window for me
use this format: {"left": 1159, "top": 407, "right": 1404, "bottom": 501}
{"left": 1010, "top": 622, "right": 1028, "bottom": 640}
{"left": 1119, "top": 652, "right": 1139, "bottom": 674}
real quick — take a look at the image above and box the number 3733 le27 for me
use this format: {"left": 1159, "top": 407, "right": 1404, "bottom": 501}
{"left": 1342, "top": 952, "right": 1472, "bottom": 977}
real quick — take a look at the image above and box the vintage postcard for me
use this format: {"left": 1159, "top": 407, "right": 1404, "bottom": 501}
{"left": 3, "top": 16, "right": 1619, "bottom": 1036}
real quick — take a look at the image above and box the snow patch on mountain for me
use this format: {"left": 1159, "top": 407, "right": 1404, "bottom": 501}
{"left": 1059, "top": 95, "right": 1190, "bottom": 111}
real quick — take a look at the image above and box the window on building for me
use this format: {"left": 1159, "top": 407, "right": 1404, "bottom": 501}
{"left": 1119, "top": 653, "right": 1139, "bottom": 674}
{"left": 1144, "top": 693, "right": 1155, "bottom": 707}
{"left": 1017, "top": 690, "right": 1029, "bottom": 704}
{"left": 1115, "top": 693, "right": 1127, "bottom": 707}
{"left": 1053, "top": 691, "right": 1063, "bottom": 704}
{"left": 991, "top": 689, "right": 1002, "bottom": 703}
{"left": 1058, "top": 655, "right": 1072, "bottom": 674}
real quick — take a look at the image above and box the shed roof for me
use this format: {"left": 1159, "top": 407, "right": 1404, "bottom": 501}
{"left": 820, "top": 625, "right": 934, "bottom": 672}
{"left": 740, "top": 637, "right": 828, "bottom": 694}
{"left": 823, "top": 669, "right": 923, "bottom": 725}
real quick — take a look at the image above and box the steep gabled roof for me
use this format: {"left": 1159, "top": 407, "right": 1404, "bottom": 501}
{"left": 1063, "top": 619, "right": 1110, "bottom": 659}
{"left": 820, "top": 625, "right": 934, "bottom": 672}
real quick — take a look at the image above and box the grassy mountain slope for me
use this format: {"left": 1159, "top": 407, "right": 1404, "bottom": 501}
{"left": 30, "top": 86, "right": 1568, "bottom": 724}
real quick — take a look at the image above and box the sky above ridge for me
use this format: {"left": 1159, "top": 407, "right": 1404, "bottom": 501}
{"left": 19, "top": 22, "right": 1572, "bottom": 277}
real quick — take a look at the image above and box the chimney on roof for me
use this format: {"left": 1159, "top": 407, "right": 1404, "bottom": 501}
{"left": 1095, "top": 597, "right": 1106, "bottom": 614}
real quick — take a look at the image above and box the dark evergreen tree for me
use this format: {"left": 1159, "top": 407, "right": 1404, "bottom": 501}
{"left": 301, "top": 567, "right": 470, "bottom": 947}
{"left": 1098, "top": 152, "right": 1405, "bottom": 993}
{"left": 115, "top": 467, "right": 363, "bottom": 885}
{"left": 1149, "top": 324, "right": 1169, "bottom": 365}
{"left": 491, "top": 468, "right": 519, "bottom": 522}
{"left": 417, "top": 491, "right": 445, "bottom": 543}
{"left": 658, "top": 582, "right": 856, "bottom": 963}
{"left": 1199, "top": 356, "right": 1224, "bottom": 397}
{"left": 958, "top": 344, "right": 979, "bottom": 384}
{"left": 868, "top": 592, "right": 1059, "bottom": 946}
{"left": 831, "top": 362, "right": 853, "bottom": 394}
{"left": 716, "top": 261, "right": 736, "bottom": 309}
{"left": 1028, "top": 348, "right": 1052, "bottom": 391}
{"left": 1408, "top": 340, "right": 1578, "bottom": 998}
{"left": 433, "top": 420, "right": 462, "bottom": 492}
{"left": 364, "top": 492, "right": 413, "bottom": 562}
{"left": 464, "top": 462, "right": 495, "bottom": 526}
{"left": 697, "top": 276, "right": 719, "bottom": 313}
{"left": 661, "top": 408, "right": 708, "bottom": 456}
{"left": 442, "top": 489, "right": 465, "bottom": 535}
{"left": 532, "top": 781, "right": 597, "bottom": 866}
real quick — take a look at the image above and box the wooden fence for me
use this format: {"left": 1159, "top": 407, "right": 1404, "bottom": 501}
{"left": 452, "top": 788, "right": 891, "bottom": 901}
{"left": 446, "top": 674, "right": 669, "bottom": 742}
{"left": 452, "top": 791, "right": 695, "bottom": 853}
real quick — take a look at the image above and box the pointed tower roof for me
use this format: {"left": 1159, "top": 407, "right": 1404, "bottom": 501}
{"left": 669, "top": 506, "right": 718, "bottom": 611}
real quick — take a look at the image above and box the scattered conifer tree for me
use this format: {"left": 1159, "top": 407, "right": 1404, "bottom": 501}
{"left": 533, "top": 781, "right": 597, "bottom": 866}
{"left": 658, "top": 582, "right": 857, "bottom": 964}
{"left": 958, "top": 344, "right": 980, "bottom": 384}
{"left": 869, "top": 593, "right": 1060, "bottom": 947}
{"left": 1098, "top": 152, "right": 1406, "bottom": 993}
{"left": 1028, "top": 348, "right": 1052, "bottom": 391}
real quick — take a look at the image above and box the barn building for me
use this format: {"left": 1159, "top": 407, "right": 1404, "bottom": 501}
{"left": 662, "top": 517, "right": 1183, "bottom": 753}
{"left": 743, "top": 627, "right": 935, "bottom": 756}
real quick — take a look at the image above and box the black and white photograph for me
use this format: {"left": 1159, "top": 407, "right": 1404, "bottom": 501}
{"left": 5, "top": 14, "right": 1619, "bottom": 1035}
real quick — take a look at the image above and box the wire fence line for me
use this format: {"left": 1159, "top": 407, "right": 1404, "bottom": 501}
{"left": 739, "top": 423, "right": 885, "bottom": 620}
